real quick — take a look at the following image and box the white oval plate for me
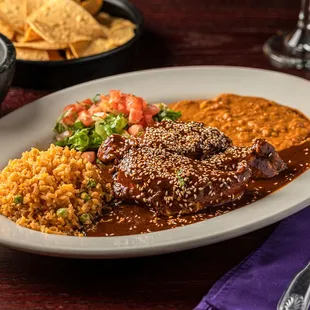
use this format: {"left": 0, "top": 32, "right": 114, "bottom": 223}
{"left": 1, "top": 66, "right": 310, "bottom": 258}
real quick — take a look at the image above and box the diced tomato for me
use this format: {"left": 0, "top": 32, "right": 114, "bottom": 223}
{"left": 78, "top": 111, "right": 94, "bottom": 127}
{"left": 126, "top": 96, "right": 144, "bottom": 111}
{"left": 81, "top": 152, "right": 96, "bottom": 163}
{"left": 137, "top": 119, "right": 146, "bottom": 128}
{"left": 88, "top": 104, "right": 102, "bottom": 115}
{"left": 128, "top": 124, "right": 144, "bottom": 136}
{"left": 129, "top": 108, "right": 143, "bottom": 124}
{"left": 109, "top": 90, "right": 122, "bottom": 101}
{"left": 144, "top": 104, "right": 160, "bottom": 116}
{"left": 63, "top": 104, "right": 77, "bottom": 113}
{"left": 62, "top": 115, "right": 75, "bottom": 126}
{"left": 61, "top": 91, "right": 162, "bottom": 131}
{"left": 109, "top": 91, "right": 123, "bottom": 110}
{"left": 99, "top": 101, "right": 109, "bottom": 112}
{"left": 144, "top": 114, "right": 154, "bottom": 126}
{"left": 62, "top": 107, "right": 78, "bottom": 125}
{"left": 100, "top": 94, "right": 109, "bottom": 101}
{"left": 81, "top": 98, "right": 93, "bottom": 107}
{"left": 116, "top": 103, "right": 128, "bottom": 115}
{"left": 74, "top": 103, "right": 85, "bottom": 113}
{"left": 93, "top": 112, "right": 106, "bottom": 119}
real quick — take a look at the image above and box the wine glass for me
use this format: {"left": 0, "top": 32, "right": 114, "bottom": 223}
{"left": 263, "top": 0, "right": 310, "bottom": 69}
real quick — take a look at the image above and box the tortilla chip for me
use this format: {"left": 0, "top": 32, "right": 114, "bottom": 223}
{"left": 26, "top": 0, "right": 81, "bottom": 16}
{"left": 65, "top": 48, "right": 75, "bottom": 60}
{"left": 81, "top": 0, "right": 103, "bottom": 16}
{"left": 95, "top": 12, "right": 113, "bottom": 27}
{"left": 111, "top": 18, "right": 136, "bottom": 30}
{"left": 21, "top": 27, "right": 42, "bottom": 42}
{"left": 0, "top": 0, "right": 27, "bottom": 34}
{"left": 14, "top": 33, "right": 26, "bottom": 42}
{"left": 48, "top": 50, "right": 64, "bottom": 61}
{"left": 0, "top": 18, "right": 15, "bottom": 40}
{"left": 109, "top": 27, "right": 135, "bottom": 46}
{"left": 15, "top": 46, "right": 49, "bottom": 60}
{"left": 69, "top": 41, "right": 89, "bottom": 58}
{"left": 26, "top": 0, "right": 108, "bottom": 44}
{"left": 96, "top": 13, "right": 136, "bottom": 31}
{"left": 26, "top": 0, "right": 46, "bottom": 16}
{"left": 14, "top": 40, "right": 68, "bottom": 50}
{"left": 70, "top": 38, "right": 115, "bottom": 58}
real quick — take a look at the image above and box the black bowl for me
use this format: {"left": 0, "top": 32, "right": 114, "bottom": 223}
{"left": 12, "top": 0, "right": 143, "bottom": 90}
{"left": 0, "top": 34, "right": 15, "bottom": 107}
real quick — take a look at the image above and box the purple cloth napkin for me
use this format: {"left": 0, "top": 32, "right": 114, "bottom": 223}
{"left": 195, "top": 207, "right": 310, "bottom": 310}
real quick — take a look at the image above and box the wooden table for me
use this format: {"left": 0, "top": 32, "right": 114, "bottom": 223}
{"left": 0, "top": 1, "right": 307, "bottom": 309}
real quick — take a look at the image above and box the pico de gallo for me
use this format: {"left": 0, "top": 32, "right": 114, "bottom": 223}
{"left": 54, "top": 90, "right": 181, "bottom": 155}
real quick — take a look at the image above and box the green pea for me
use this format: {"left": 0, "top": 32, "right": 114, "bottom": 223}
{"left": 80, "top": 213, "right": 91, "bottom": 224}
{"left": 81, "top": 192, "right": 91, "bottom": 202}
{"left": 87, "top": 179, "right": 97, "bottom": 188}
{"left": 56, "top": 208, "right": 69, "bottom": 218}
{"left": 13, "top": 195, "right": 23, "bottom": 204}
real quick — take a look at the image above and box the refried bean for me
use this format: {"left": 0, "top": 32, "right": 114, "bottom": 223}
{"left": 170, "top": 94, "right": 310, "bottom": 151}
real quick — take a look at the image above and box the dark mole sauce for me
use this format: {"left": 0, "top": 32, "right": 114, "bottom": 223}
{"left": 87, "top": 141, "right": 310, "bottom": 237}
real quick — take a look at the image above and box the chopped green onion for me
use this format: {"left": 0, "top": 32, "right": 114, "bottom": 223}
{"left": 81, "top": 192, "right": 91, "bottom": 202}
{"left": 154, "top": 107, "right": 182, "bottom": 122}
{"left": 87, "top": 179, "right": 97, "bottom": 188}
{"left": 92, "top": 94, "right": 101, "bottom": 103}
{"left": 13, "top": 195, "right": 23, "bottom": 204}
{"left": 54, "top": 122, "right": 66, "bottom": 134}
{"left": 176, "top": 169, "right": 186, "bottom": 187}
{"left": 96, "top": 158, "right": 103, "bottom": 164}
{"left": 80, "top": 213, "right": 91, "bottom": 224}
{"left": 56, "top": 208, "right": 69, "bottom": 218}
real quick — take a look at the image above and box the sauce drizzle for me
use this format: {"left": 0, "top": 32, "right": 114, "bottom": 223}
{"left": 87, "top": 141, "right": 310, "bottom": 237}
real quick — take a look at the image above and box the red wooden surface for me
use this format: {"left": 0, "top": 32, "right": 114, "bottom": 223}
{"left": 0, "top": 1, "right": 308, "bottom": 309}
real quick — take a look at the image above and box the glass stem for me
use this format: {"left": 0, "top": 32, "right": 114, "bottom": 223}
{"left": 298, "top": 0, "right": 310, "bottom": 29}
{"left": 284, "top": 0, "right": 310, "bottom": 53}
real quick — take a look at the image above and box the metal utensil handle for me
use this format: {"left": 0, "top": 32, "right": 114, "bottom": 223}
{"left": 278, "top": 262, "right": 310, "bottom": 310}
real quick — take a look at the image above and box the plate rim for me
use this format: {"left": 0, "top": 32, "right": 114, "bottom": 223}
{"left": 3, "top": 65, "right": 310, "bottom": 121}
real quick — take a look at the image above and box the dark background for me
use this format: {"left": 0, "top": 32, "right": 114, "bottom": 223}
{"left": 1, "top": 1, "right": 307, "bottom": 309}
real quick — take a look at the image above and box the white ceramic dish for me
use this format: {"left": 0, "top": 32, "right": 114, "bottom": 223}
{"left": 1, "top": 66, "right": 310, "bottom": 259}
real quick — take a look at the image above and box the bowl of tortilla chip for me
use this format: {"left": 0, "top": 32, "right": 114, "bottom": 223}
{"left": 0, "top": 0, "right": 143, "bottom": 90}
{"left": 0, "top": 33, "right": 15, "bottom": 110}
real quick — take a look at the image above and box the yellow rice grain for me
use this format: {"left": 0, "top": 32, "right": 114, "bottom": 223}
{"left": 0, "top": 144, "right": 111, "bottom": 236}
